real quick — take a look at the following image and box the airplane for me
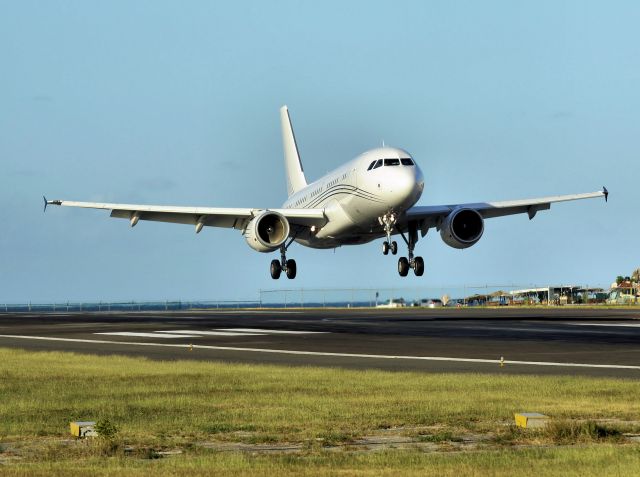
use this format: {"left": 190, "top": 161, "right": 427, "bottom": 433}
{"left": 44, "top": 106, "right": 608, "bottom": 279}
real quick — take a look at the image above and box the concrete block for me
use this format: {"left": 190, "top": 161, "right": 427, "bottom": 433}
{"left": 515, "top": 413, "right": 549, "bottom": 429}
{"left": 70, "top": 421, "right": 97, "bottom": 438}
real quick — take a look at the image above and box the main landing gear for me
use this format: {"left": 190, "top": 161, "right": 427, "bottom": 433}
{"left": 270, "top": 239, "right": 296, "bottom": 279}
{"left": 397, "top": 222, "right": 424, "bottom": 277}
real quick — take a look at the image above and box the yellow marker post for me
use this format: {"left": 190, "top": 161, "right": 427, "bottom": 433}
{"left": 189, "top": 344, "right": 193, "bottom": 352}
{"left": 500, "top": 356, "right": 505, "bottom": 367}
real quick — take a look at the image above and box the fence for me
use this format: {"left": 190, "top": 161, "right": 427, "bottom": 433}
{"left": 258, "top": 284, "right": 612, "bottom": 308}
{"left": 0, "top": 300, "right": 260, "bottom": 313}
{"left": 0, "top": 283, "right": 620, "bottom": 312}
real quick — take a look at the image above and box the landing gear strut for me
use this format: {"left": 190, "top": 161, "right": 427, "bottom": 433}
{"left": 397, "top": 222, "right": 424, "bottom": 277}
{"left": 270, "top": 238, "right": 297, "bottom": 279}
{"left": 379, "top": 212, "right": 398, "bottom": 256}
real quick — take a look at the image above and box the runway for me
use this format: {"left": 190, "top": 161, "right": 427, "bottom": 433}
{"left": 1, "top": 307, "right": 640, "bottom": 377}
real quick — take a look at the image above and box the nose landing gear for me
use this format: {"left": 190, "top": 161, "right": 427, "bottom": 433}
{"left": 382, "top": 240, "right": 398, "bottom": 255}
{"left": 378, "top": 214, "right": 424, "bottom": 276}
{"left": 379, "top": 212, "right": 398, "bottom": 256}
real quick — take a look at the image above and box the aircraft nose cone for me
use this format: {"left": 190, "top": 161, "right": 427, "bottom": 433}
{"left": 385, "top": 167, "right": 421, "bottom": 208}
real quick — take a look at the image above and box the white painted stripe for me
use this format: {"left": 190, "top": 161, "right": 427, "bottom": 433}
{"left": 95, "top": 332, "right": 200, "bottom": 338}
{"left": 200, "top": 311, "right": 305, "bottom": 314}
{"left": 569, "top": 323, "right": 640, "bottom": 328}
{"left": 1, "top": 334, "right": 639, "bottom": 371}
{"left": 154, "top": 330, "right": 262, "bottom": 337}
{"left": 215, "top": 328, "right": 328, "bottom": 334}
{"left": 455, "top": 325, "right": 631, "bottom": 335}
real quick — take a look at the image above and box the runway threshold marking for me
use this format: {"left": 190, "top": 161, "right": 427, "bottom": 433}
{"left": 1, "top": 334, "right": 639, "bottom": 371}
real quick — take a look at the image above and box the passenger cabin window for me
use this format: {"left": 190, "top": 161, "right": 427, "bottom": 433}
{"left": 367, "top": 161, "right": 376, "bottom": 170}
{"left": 401, "top": 158, "right": 414, "bottom": 166}
{"left": 384, "top": 158, "right": 400, "bottom": 166}
{"left": 373, "top": 159, "right": 383, "bottom": 169}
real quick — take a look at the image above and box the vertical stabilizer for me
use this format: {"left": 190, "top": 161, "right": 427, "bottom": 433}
{"left": 280, "top": 106, "right": 307, "bottom": 197}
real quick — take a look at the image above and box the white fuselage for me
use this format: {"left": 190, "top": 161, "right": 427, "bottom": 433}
{"left": 282, "top": 147, "right": 424, "bottom": 248}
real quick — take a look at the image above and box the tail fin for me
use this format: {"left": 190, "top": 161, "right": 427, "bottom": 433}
{"left": 280, "top": 105, "right": 307, "bottom": 197}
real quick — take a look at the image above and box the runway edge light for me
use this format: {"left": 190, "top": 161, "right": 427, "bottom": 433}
{"left": 515, "top": 413, "right": 549, "bottom": 429}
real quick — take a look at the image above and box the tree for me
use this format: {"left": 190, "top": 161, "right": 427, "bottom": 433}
{"left": 632, "top": 268, "right": 640, "bottom": 284}
{"left": 616, "top": 276, "right": 624, "bottom": 285}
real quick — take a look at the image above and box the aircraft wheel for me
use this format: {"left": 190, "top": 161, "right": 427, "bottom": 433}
{"left": 285, "top": 259, "right": 297, "bottom": 279}
{"left": 270, "top": 259, "right": 282, "bottom": 279}
{"left": 382, "top": 241, "right": 389, "bottom": 255}
{"left": 398, "top": 257, "right": 409, "bottom": 277}
{"left": 414, "top": 256, "right": 424, "bottom": 276}
{"left": 390, "top": 241, "right": 398, "bottom": 255}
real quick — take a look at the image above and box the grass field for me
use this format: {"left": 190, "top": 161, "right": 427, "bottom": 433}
{"left": 1, "top": 347, "right": 640, "bottom": 475}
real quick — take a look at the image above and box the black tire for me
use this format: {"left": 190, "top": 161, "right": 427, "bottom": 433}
{"left": 382, "top": 241, "right": 389, "bottom": 255}
{"left": 398, "top": 257, "right": 409, "bottom": 277}
{"left": 390, "top": 241, "right": 398, "bottom": 255}
{"left": 414, "top": 256, "right": 424, "bottom": 276}
{"left": 270, "top": 259, "right": 282, "bottom": 279}
{"left": 285, "top": 259, "right": 297, "bottom": 279}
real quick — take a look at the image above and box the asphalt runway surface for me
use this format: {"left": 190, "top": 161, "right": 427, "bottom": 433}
{"left": 1, "top": 307, "right": 640, "bottom": 377}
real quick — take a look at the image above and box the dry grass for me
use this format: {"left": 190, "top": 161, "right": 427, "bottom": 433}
{"left": 3, "top": 446, "right": 640, "bottom": 476}
{"left": 1, "top": 347, "right": 640, "bottom": 475}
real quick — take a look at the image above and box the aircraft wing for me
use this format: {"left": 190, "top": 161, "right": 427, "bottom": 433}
{"left": 43, "top": 198, "right": 327, "bottom": 232}
{"left": 404, "top": 188, "right": 608, "bottom": 235}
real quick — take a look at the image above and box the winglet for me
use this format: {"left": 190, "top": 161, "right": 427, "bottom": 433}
{"left": 43, "top": 196, "right": 62, "bottom": 212}
{"left": 603, "top": 186, "right": 608, "bottom": 202}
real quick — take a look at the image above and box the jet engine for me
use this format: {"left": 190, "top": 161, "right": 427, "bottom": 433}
{"left": 440, "top": 208, "right": 484, "bottom": 249}
{"left": 244, "top": 211, "right": 290, "bottom": 253}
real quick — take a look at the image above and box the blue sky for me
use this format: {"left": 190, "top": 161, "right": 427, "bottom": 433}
{"left": 1, "top": 1, "right": 638, "bottom": 302}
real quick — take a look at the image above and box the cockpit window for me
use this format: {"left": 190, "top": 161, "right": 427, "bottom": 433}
{"left": 384, "top": 158, "right": 400, "bottom": 166}
{"left": 367, "top": 161, "right": 376, "bottom": 171}
{"left": 400, "top": 158, "right": 414, "bottom": 166}
{"left": 373, "top": 159, "right": 383, "bottom": 169}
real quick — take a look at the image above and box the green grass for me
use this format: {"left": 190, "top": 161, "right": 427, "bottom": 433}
{"left": 3, "top": 446, "right": 640, "bottom": 476}
{"left": 1, "top": 347, "right": 640, "bottom": 475}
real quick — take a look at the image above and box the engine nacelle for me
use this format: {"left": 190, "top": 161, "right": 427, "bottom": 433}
{"left": 244, "top": 211, "right": 290, "bottom": 253}
{"left": 440, "top": 208, "right": 484, "bottom": 249}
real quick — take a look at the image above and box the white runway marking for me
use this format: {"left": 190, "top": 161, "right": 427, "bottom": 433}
{"left": 569, "top": 323, "right": 640, "bottom": 328}
{"left": 454, "top": 325, "right": 632, "bottom": 335}
{"left": 155, "top": 330, "right": 262, "bottom": 337}
{"left": 215, "top": 328, "right": 327, "bottom": 334}
{"left": 93, "top": 328, "right": 325, "bottom": 338}
{"left": 204, "top": 311, "right": 305, "bottom": 314}
{"left": 1, "top": 334, "right": 639, "bottom": 371}
{"left": 95, "top": 332, "right": 201, "bottom": 338}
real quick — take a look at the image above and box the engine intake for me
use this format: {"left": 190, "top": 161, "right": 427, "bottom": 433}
{"left": 244, "top": 211, "right": 290, "bottom": 253}
{"left": 440, "top": 208, "right": 484, "bottom": 249}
